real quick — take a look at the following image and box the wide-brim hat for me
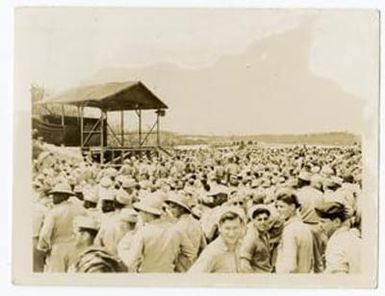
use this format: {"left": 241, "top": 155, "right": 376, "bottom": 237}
{"left": 119, "top": 208, "right": 138, "bottom": 223}
{"left": 165, "top": 192, "right": 192, "bottom": 213}
{"left": 116, "top": 188, "right": 132, "bottom": 205}
{"left": 298, "top": 170, "right": 312, "bottom": 182}
{"left": 98, "top": 188, "right": 115, "bottom": 201}
{"left": 48, "top": 183, "right": 74, "bottom": 196}
{"left": 133, "top": 194, "right": 164, "bottom": 216}
{"left": 83, "top": 189, "right": 99, "bottom": 204}
{"left": 208, "top": 185, "right": 229, "bottom": 196}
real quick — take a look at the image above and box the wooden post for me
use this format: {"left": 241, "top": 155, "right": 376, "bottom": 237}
{"left": 80, "top": 106, "right": 84, "bottom": 149}
{"left": 100, "top": 111, "right": 105, "bottom": 165}
{"left": 156, "top": 110, "right": 160, "bottom": 147}
{"left": 139, "top": 109, "right": 142, "bottom": 146}
{"left": 121, "top": 110, "right": 124, "bottom": 147}
{"left": 61, "top": 104, "right": 65, "bottom": 126}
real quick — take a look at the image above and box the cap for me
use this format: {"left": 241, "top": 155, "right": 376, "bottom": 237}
{"left": 217, "top": 206, "right": 246, "bottom": 224}
{"left": 248, "top": 204, "right": 271, "bottom": 220}
{"left": 275, "top": 188, "right": 301, "bottom": 209}
{"left": 315, "top": 201, "right": 346, "bottom": 220}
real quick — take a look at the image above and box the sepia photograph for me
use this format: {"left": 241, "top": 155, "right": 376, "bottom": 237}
{"left": 12, "top": 6, "right": 379, "bottom": 288}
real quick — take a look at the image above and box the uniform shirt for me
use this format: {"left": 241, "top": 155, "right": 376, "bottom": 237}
{"left": 325, "top": 226, "right": 361, "bottom": 273}
{"left": 308, "top": 223, "right": 328, "bottom": 273}
{"left": 37, "top": 199, "right": 86, "bottom": 251}
{"left": 188, "top": 236, "right": 241, "bottom": 273}
{"left": 33, "top": 201, "right": 47, "bottom": 238}
{"left": 275, "top": 216, "right": 314, "bottom": 273}
{"left": 117, "top": 229, "right": 137, "bottom": 261}
{"left": 94, "top": 213, "right": 130, "bottom": 256}
{"left": 239, "top": 224, "right": 272, "bottom": 273}
{"left": 119, "top": 218, "right": 195, "bottom": 273}
{"left": 174, "top": 214, "right": 207, "bottom": 272}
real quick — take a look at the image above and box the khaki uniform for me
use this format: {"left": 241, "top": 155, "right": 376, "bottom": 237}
{"left": 174, "top": 214, "right": 207, "bottom": 272}
{"left": 38, "top": 199, "right": 86, "bottom": 271}
{"left": 94, "top": 213, "right": 131, "bottom": 256}
{"left": 189, "top": 236, "right": 241, "bottom": 273}
{"left": 275, "top": 216, "right": 314, "bottom": 273}
{"left": 119, "top": 218, "right": 195, "bottom": 273}
{"left": 239, "top": 224, "right": 272, "bottom": 273}
{"left": 325, "top": 226, "right": 361, "bottom": 273}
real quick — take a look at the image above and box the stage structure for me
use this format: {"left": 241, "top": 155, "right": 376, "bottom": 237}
{"left": 36, "top": 81, "right": 170, "bottom": 165}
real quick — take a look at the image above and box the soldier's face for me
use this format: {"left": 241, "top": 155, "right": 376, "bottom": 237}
{"left": 167, "top": 202, "right": 185, "bottom": 219}
{"left": 219, "top": 218, "right": 244, "bottom": 246}
{"left": 253, "top": 213, "right": 270, "bottom": 233}
{"left": 275, "top": 200, "right": 295, "bottom": 221}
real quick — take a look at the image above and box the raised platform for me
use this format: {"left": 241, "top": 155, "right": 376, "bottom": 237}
{"left": 82, "top": 145, "right": 172, "bottom": 166}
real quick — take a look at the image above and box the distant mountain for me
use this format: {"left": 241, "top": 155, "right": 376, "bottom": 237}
{"left": 115, "top": 130, "right": 360, "bottom": 147}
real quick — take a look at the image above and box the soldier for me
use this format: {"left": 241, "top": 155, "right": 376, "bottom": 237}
{"left": 274, "top": 188, "right": 314, "bottom": 273}
{"left": 118, "top": 193, "right": 195, "bottom": 272}
{"left": 37, "top": 183, "right": 86, "bottom": 272}
{"left": 48, "top": 216, "right": 100, "bottom": 272}
{"left": 164, "top": 192, "right": 207, "bottom": 272}
{"left": 240, "top": 205, "right": 273, "bottom": 273}
{"left": 189, "top": 207, "right": 245, "bottom": 273}
{"left": 315, "top": 201, "right": 361, "bottom": 273}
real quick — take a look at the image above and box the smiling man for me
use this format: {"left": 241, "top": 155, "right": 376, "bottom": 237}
{"left": 239, "top": 204, "right": 273, "bottom": 273}
{"left": 188, "top": 207, "right": 245, "bottom": 273}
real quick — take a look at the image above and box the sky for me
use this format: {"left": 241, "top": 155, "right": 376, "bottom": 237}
{"left": 15, "top": 8, "right": 379, "bottom": 135}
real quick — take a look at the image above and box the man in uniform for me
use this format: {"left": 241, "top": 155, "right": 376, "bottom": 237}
{"left": 46, "top": 216, "right": 100, "bottom": 272}
{"left": 240, "top": 205, "right": 273, "bottom": 273}
{"left": 164, "top": 192, "right": 207, "bottom": 272}
{"left": 274, "top": 188, "right": 314, "bottom": 273}
{"left": 315, "top": 201, "right": 361, "bottom": 273}
{"left": 37, "top": 183, "right": 86, "bottom": 272}
{"left": 118, "top": 193, "right": 195, "bottom": 272}
{"left": 189, "top": 207, "right": 245, "bottom": 273}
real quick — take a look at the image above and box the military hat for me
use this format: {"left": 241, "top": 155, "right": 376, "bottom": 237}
{"left": 83, "top": 188, "right": 99, "bottom": 203}
{"left": 315, "top": 201, "right": 346, "bottom": 220}
{"left": 207, "top": 184, "right": 229, "bottom": 196}
{"left": 165, "top": 192, "right": 192, "bottom": 213}
{"left": 248, "top": 204, "right": 271, "bottom": 220}
{"left": 133, "top": 193, "right": 164, "bottom": 216}
{"left": 119, "top": 208, "right": 138, "bottom": 223}
{"left": 48, "top": 182, "right": 74, "bottom": 196}
{"left": 115, "top": 188, "right": 132, "bottom": 205}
